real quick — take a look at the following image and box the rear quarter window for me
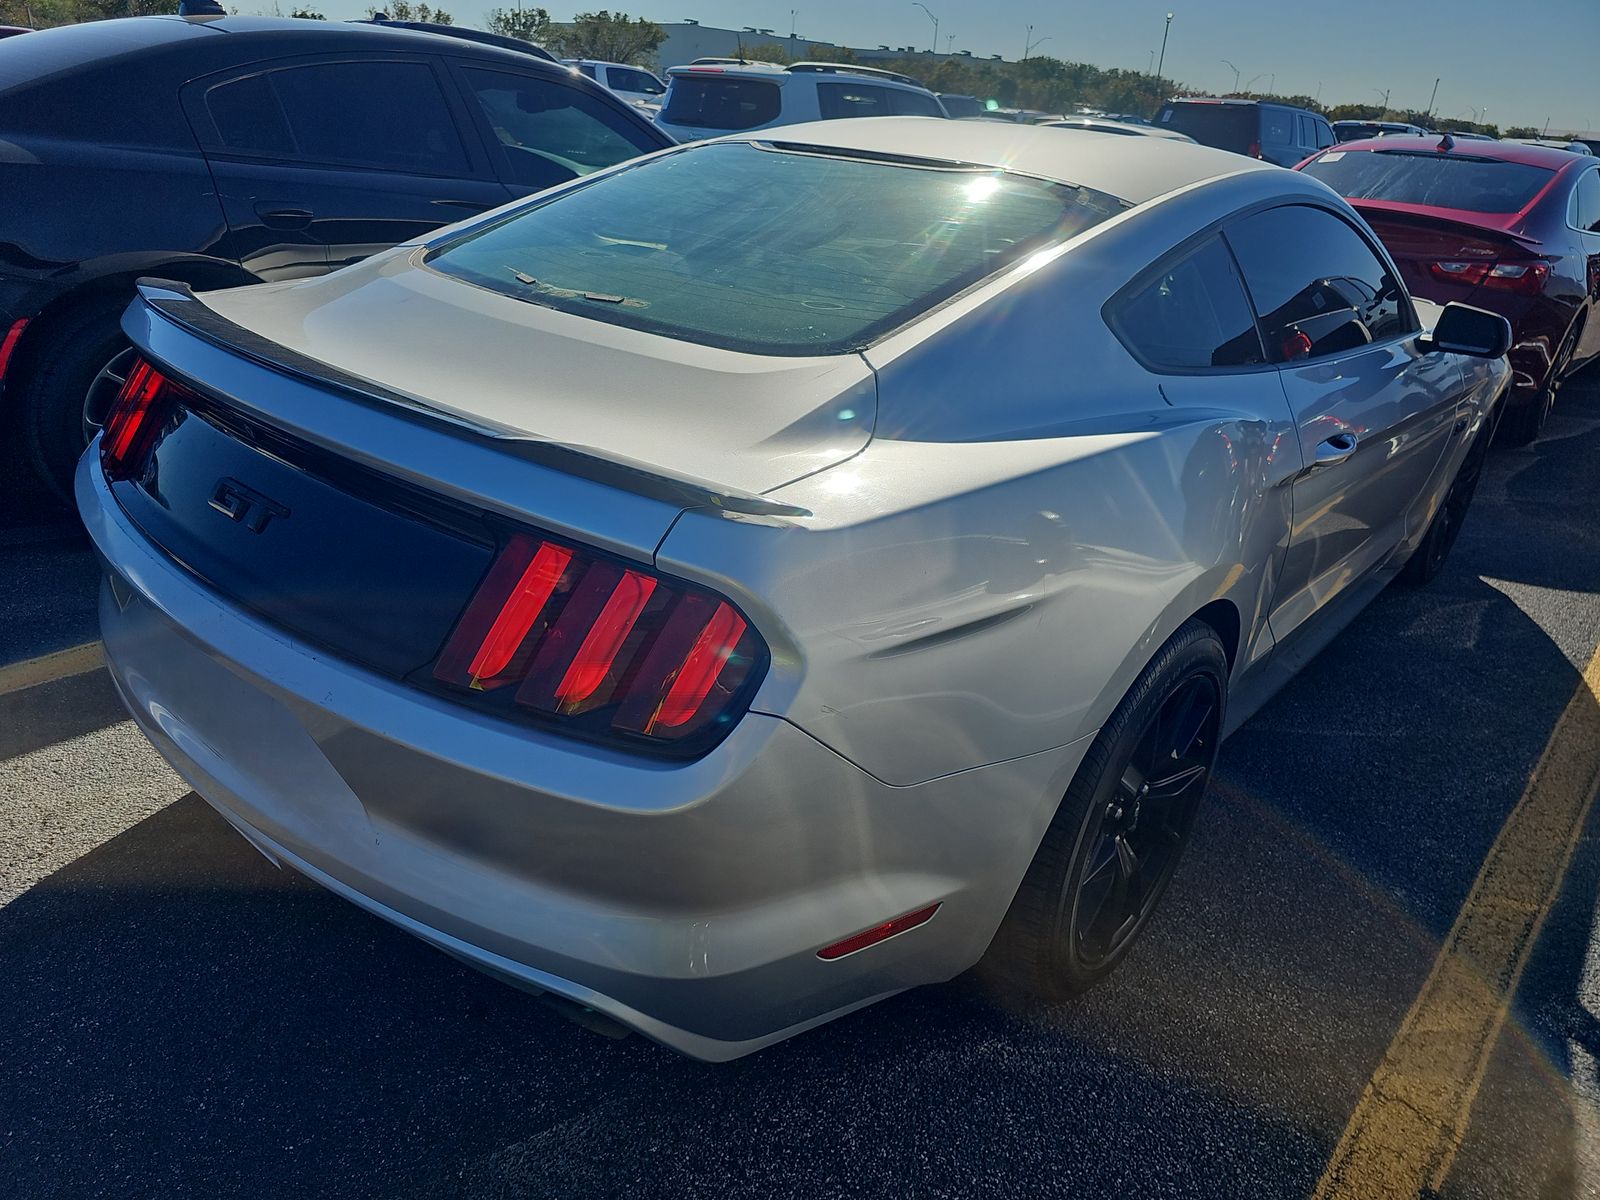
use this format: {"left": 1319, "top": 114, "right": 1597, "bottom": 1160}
{"left": 1110, "top": 237, "right": 1265, "bottom": 370}
{"left": 661, "top": 76, "right": 780, "bottom": 130}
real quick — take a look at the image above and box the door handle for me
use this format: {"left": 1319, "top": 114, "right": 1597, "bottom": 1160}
{"left": 1314, "top": 433, "right": 1359, "bottom": 466}
{"left": 254, "top": 205, "right": 314, "bottom": 230}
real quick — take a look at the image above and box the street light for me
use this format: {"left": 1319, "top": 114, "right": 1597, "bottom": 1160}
{"left": 1155, "top": 11, "right": 1173, "bottom": 84}
{"left": 1221, "top": 58, "right": 1240, "bottom": 92}
{"left": 789, "top": 9, "right": 797, "bottom": 40}
{"left": 1245, "top": 72, "right": 1266, "bottom": 94}
{"left": 913, "top": 2, "right": 938, "bottom": 54}
{"left": 946, "top": 32, "right": 955, "bottom": 53}
{"left": 1372, "top": 87, "right": 1391, "bottom": 116}
{"left": 1023, "top": 24, "right": 1050, "bottom": 61}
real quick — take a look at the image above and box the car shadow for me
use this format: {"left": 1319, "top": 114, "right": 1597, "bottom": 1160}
{"left": 2, "top": 385, "right": 1599, "bottom": 1200}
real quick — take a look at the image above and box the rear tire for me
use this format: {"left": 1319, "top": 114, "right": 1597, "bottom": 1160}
{"left": 1398, "top": 403, "right": 1496, "bottom": 586}
{"left": 1498, "top": 322, "right": 1579, "bottom": 448}
{"left": 983, "top": 620, "right": 1227, "bottom": 1002}
{"left": 19, "top": 296, "right": 132, "bottom": 505}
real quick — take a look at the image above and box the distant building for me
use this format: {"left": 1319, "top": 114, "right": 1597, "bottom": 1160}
{"left": 653, "top": 20, "right": 1013, "bottom": 72}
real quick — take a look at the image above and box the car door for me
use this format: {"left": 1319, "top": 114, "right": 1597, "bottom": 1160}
{"left": 1226, "top": 203, "right": 1463, "bottom": 640}
{"left": 182, "top": 54, "right": 509, "bottom": 279}
{"left": 1570, "top": 166, "right": 1600, "bottom": 362}
{"left": 446, "top": 62, "right": 669, "bottom": 197}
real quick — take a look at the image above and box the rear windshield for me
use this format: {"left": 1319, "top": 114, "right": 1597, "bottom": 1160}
{"left": 661, "top": 75, "right": 780, "bottom": 130}
{"left": 1158, "top": 103, "right": 1255, "bottom": 152}
{"left": 1302, "top": 150, "right": 1557, "bottom": 214}
{"left": 427, "top": 142, "right": 1126, "bottom": 355}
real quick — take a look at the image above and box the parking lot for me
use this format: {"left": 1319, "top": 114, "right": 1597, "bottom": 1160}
{"left": 0, "top": 367, "right": 1593, "bottom": 1198}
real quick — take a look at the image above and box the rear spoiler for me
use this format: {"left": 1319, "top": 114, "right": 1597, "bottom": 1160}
{"left": 130, "top": 280, "right": 810, "bottom": 519}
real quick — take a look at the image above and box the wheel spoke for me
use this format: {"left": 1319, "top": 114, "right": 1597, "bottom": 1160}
{"left": 1144, "top": 760, "right": 1207, "bottom": 801}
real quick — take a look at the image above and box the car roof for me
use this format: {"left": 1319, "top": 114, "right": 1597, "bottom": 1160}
{"left": 665, "top": 61, "right": 930, "bottom": 91}
{"left": 1165, "top": 96, "right": 1314, "bottom": 114}
{"left": 1329, "top": 134, "right": 1585, "bottom": 169}
{"left": 712, "top": 116, "right": 1280, "bottom": 204}
{"left": 0, "top": 14, "right": 565, "bottom": 91}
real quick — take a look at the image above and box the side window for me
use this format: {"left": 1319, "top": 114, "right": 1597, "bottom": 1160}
{"left": 1261, "top": 109, "right": 1292, "bottom": 144}
{"left": 1296, "top": 115, "right": 1313, "bottom": 147}
{"left": 1110, "top": 237, "right": 1265, "bottom": 370}
{"left": 460, "top": 66, "right": 661, "bottom": 189}
{"left": 1573, "top": 168, "right": 1600, "bottom": 232}
{"left": 206, "top": 60, "right": 467, "bottom": 175}
{"left": 817, "top": 82, "right": 891, "bottom": 119}
{"left": 573, "top": 63, "right": 597, "bottom": 79}
{"left": 610, "top": 67, "right": 664, "bottom": 95}
{"left": 1314, "top": 119, "right": 1336, "bottom": 149}
{"left": 1227, "top": 205, "right": 1416, "bottom": 363}
{"left": 889, "top": 88, "right": 945, "bottom": 117}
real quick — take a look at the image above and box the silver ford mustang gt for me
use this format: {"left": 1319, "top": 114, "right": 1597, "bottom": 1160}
{"left": 80, "top": 119, "right": 1510, "bottom": 1060}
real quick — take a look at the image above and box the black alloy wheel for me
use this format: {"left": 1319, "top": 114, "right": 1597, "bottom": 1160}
{"left": 1071, "top": 673, "right": 1221, "bottom": 968}
{"left": 985, "top": 619, "right": 1228, "bottom": 1000}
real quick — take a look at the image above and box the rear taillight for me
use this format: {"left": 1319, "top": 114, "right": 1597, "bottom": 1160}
{"left": 101, "top": 356, "right": 183, "bottom": 481}
{"left": 429, "top": 532, "right": 766, "bottom": 752}
{"left": 1247, "top": 140, "right": 1262, "bottom": 159}
{"left": 0, "top": 317, "right": 28, "bottom": 383}
{"left": 1428, "top": 260, "right": 1550, "bottom": 294}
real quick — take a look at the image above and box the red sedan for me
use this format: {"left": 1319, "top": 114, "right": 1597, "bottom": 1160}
{"left": 1298, "top": 135, "right": 1600, "bottom": 443}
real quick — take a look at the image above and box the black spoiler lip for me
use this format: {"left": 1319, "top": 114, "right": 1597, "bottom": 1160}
{"left": 129, "top": 278, "right": 812, "bottom": 520}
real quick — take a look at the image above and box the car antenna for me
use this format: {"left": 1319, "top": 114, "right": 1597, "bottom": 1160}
{"left": 735, "top": 32, "right": 747, "bottom": 64}
{"left": 178, "top": 0, "right": 228, "bottom": 13}
{"left": 1437, "top": 131, "right": 1456, "bottom": 152}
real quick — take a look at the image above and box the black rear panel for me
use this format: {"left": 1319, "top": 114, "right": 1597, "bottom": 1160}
{"left": 110, "top": 393, "right": 495, "bottom": 677}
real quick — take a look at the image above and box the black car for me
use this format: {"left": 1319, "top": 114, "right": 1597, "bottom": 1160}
{"left": 0, "top": 15, "right": 670, "bottom": 499}
{"left": 1155, "top": 98, "right": 1336, "bottom": 167}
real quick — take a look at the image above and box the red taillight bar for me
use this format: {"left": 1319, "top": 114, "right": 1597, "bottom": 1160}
{"left": 432, "top": 534, "right": 765, "bottom": 751}
{"left": 817, "top": 903, "right": 942, "bottom": 961}
{"left": 0, "top": 318, "right": 28, "bottom": 383}
{"left": 1428, "top": 260, "right": 1550, "bottom": 294}
{"left": 101, "top": 356, "right": 182, "bottom": 481}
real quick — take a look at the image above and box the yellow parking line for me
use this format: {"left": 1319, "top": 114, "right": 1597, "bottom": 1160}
{"left": 1313, "top": 643, "right": 1600, "bottom": 1200}
{"left": 0, "top": 641, "right": 104, "bottom": 697}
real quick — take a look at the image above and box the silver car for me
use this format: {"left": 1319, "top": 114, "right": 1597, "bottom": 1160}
{"left": 81, "top": 119, "right": 1511, "bottom": 1060}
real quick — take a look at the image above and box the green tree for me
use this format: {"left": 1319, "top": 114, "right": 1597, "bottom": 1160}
{"left": 288, "top": 6, "right": 326, "bottom": 16}
{"left": 367, "top": 1, "right": 453, "bottom": 23}
{"left": 553, "top": 10, "right": 664, "bottom": 64}
{"left": 739, "top": 42, "right": 791, "bottom": 64}
{"left": 808, "top": 43, "right": 853, "bottom": 63}
{"left": 484, "top": 4, "right": 550, "bottom": 44}
{"left": 1504, "top": 126, "right": 1539, "bottom": 139}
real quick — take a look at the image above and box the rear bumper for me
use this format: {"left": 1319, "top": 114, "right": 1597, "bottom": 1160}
{"left": 79, "top": 453, "right": 1085, "bottom": 1059}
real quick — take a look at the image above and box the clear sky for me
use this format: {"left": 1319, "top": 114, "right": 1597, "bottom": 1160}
{"left": 313, "top": 0, "right": 1597, "bottom": 132}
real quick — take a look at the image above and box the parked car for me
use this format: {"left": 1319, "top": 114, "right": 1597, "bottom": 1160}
{"left": 1578, "top": 137, "right": 1600, "bottom": 156}
{"left": 83, "top": 118, "right": 1509, "bottom": 1059}
{"left": 1332, "top": 119, "right": 1428, "bottom": 142}
{"left": 1156, "top": 98, "right": 1336, "bottom": 166}
{"left": 936, "top": 93, "right": 988, "bottom": 119}
{"left": 1504, "top": 137, "right": 1593, "bottom": 155}
{"left": 654, "top": 60, "right": 947, "bottom": 141}
{"left": 1042, "top": 117, "right": 1196, "bottom": 142}
{"left": 563, "top": 58, "right": 667, "bottom": 107}
{"left": 356, "top": 14, "right": 556, "bottom": 61}
{"left": 0, "top": 14, "right": 670, "bottom": 499}
{"left": 1299, "top": 134, "right": 1600, "bottom": 443}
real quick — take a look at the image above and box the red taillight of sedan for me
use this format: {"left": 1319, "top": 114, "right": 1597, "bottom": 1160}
{"left": 101, "top": 356, "right": 185, "bottom": 480}
{"left": 432, "top": 531, "right": 765, "bottom": 748}
{"left": 1428, "top": 260, "right": 1551, "bottom": 294}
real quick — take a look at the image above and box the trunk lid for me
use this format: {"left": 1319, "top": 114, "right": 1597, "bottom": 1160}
{"left": 1350, "top": 201, "right": 1544, "bottom": 307}
{"left": 197, "top": 248, "right": 877, "bottom": 498}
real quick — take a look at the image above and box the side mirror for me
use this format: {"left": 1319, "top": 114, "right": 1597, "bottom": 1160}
{"left": 1425, "top": 302, "right": 1513, "bottom": 359}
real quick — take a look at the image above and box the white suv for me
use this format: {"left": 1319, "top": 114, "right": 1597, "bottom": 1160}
{"left": 563, "top": 59, "right": 668, "bottom": 108}
{"left": 654, "top": 61, "right": 949, "bottom": 142}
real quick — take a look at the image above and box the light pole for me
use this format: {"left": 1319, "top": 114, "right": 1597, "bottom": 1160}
{"left": 1148, "top": 50, "right": 1155, "bottom": 75}
{"left": 1246, "top": 73, "right": 1266, "bottom": 95}
{"left": 913, "top": 2, "right": 938, "bottom": 54}
{"left": 1221, "top": 58, "right": 1240, "bottom": 92}
{"left": 789, "top": 9, "right": 796, "bottom": 40}
{"left": 1155, "top": 11, "right": 1173, "bottom": 84}
{"left": 1372, "top": 87, "right": 1390, "bottom": 116}
{"left": 1425, "top": 76, "right": 1440, "bottom": 120}
{"left": 946, "top": 32, "right": 955, "bottom": 53}
{"left": 1268, "top": 72, "right": 1275, "bottom": 94}
{"left": 1023, "top": 24, "right": 1050, "bottom": 61}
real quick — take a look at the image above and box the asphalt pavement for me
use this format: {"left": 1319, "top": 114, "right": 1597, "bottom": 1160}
{"left": 2, "top": 375, "right": 1599, "bottom": 1199}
